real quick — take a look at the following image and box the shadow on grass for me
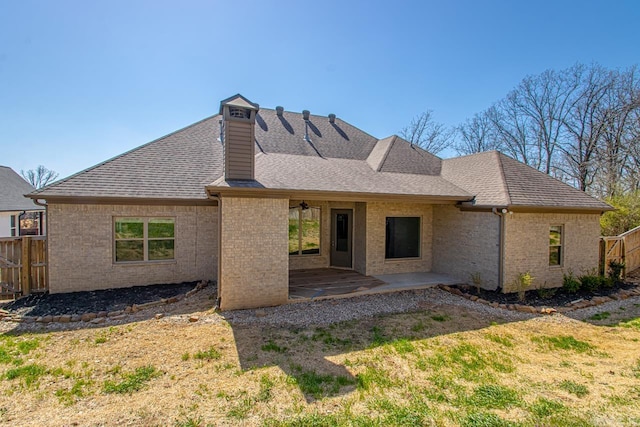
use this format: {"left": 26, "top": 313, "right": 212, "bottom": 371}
{"left": 228, "top": 300, "right": 527, "bottom": 402}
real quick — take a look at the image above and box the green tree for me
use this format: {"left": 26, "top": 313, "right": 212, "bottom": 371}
{"left": 601, "top": 191, "right": 640, "bottom": 235}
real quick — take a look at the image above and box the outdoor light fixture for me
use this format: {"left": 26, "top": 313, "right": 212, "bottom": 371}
{"left": 299, "top": 201, "right": 309, "bottom": 210}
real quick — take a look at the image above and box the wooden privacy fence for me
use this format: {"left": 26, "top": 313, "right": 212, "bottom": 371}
{"left": 0, "top": 236, "right": 47, "bottom": 298}
{"left": 601, "top": 224, "right": 640, "bottom": 278}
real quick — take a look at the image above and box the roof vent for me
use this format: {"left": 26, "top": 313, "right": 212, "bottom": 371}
{"left": 302, "top": 110, "right": 310, "bottom": 121}
{"left": 229, "top": 106, "right": 251, "bottom": 119}
{"left": 276, "top": 106, "right": 284, "bottom": 116}
{"left": 328, "top": 113, "right": 336, "bottom": 123}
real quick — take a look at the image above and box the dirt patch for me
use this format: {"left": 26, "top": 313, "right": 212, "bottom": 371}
{"left": 0, "top": 282, "right": 198, "bottom": 317}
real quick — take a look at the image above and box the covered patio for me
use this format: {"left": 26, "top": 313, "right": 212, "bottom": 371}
{"left": 289, "top": 268, "right": 462, "bottom": 301}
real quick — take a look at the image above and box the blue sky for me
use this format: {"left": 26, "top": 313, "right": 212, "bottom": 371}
{"left": 1, "top": 0, "right": 639, "bottom": 179}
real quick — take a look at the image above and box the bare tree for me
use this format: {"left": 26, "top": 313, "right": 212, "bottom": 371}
{"left": 558, "top": 64, "right": 612, "bottom": 191}
{"left": 399, "top": 111, "right": 454, "bottom": 154}
{"left": 455, "top": 111, "right": 498, "bottom": 155}
{"left": 21, "top": 165, "right": 59, "bottom": 189}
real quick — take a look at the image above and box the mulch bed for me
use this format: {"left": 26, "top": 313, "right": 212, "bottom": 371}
{"left": 454, "top": 281, "right": 637, "bottom": 307}
{"left": 0, "top": 282, "right": 198, "bottom": 317}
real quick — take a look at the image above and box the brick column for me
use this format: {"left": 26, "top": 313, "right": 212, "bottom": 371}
{"left": 219, "top": 197, "right": 289, "bottom": 310}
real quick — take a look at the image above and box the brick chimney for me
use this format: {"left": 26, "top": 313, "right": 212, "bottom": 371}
{"left": 219, "top": 94, "right": 259, "bottom": 180}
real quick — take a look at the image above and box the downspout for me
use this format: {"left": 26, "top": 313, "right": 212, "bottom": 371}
{"left": 492, "top": 208, "right": 506, "bottom": 291}
{"left": 208, "top": 193, "right": 222, "bottom": 310}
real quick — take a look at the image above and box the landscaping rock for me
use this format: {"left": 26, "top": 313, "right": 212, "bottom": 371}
{"left": 188, "top": 315, "right": 199, "bottom": 323}
{"left": 81, "top": 313, "right": 97, "bottom": 322}
{"left": 155, "top": 313, "right": 164, "bottom": 319}
{"left": 255, "top": 310, "right": 267, "bottom": 318}
{"left": 59, "top": 315, "right": 71, "bottom": 323}
{"left": 107, "top": 310, "right": 124, "bottom": 317}
{"left": 36, "top": 315, "right": 52, "bottom": 323}
{"left": 71, "top": 314, "right": 82, "bottom": 322}
{"left": 91, "top": 317, "right": 106, "bottom": 324}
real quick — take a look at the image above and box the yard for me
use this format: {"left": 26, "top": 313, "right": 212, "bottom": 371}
{"left": 0, "top": 289, "right": 639, "bottom": 426}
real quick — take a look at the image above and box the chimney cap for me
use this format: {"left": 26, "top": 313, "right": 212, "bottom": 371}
{"left": 302, "top": 110, "right": 310, "bottom": 121}
{"left": 328, "top": 113, "right": 336, "bottom": 123}
{"left": 219, "top": 94, "right": 259, "bottom": 115}
{"left": 276, "top": 106, "right": 284, "bottom": 116}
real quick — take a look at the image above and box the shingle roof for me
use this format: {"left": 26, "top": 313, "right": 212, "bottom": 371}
{"left": 254, "top": 109, "right": 378, "bottom": 160}
{"left": 31, "top": 116, "right": 223, "bottom": 200}
{"left": 0, "top": 166, "right": 42, "bottom": 212}
{"left": 211, "top": 153, "right": 471, "bottom": 199}
{"left": 442, "top": 151, "right": 613, "bottom": 211}
{"left": 30, "top": 98, "right": 611, "bottom": 211}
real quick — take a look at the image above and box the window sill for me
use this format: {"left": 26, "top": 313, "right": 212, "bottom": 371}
{"left": 289, "top": 253, "right": 322, "bottom": 257}
{"left": 113, "top": 260, "right": 177, "bottom": 266}
{"left": 384, "top": 257, "right": 422, "bottom": 263}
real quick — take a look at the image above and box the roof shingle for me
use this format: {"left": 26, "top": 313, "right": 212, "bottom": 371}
{"left": 0, "top": 166, "right": 41, "bottom": 212}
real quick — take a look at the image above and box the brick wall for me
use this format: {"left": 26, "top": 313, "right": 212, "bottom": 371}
{"left": 219, "top": 197, "right": 289, "bottom": 310}
{"left": 365, "top": 202, "right": 433, "bottom": 276}
{"left": 432, "top": 205, "right": 500, "bottom": 289}
{"left": 47, "top": 204, "right": 217, "bottom": 293}
{"left": 503, "top": 212, "right": 601, "bottom": 292}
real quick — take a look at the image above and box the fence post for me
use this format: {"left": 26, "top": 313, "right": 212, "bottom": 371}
{"left": 21, "top": 236, "right": 31, "bottom": 296}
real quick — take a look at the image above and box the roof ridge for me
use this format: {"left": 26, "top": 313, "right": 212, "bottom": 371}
{"left": 495, "top": 151, "right": 512, "bottom": 206}
{"left": 377, "top": 135, "right": 397, "bottom": 172}
{"left": 30, "top": 113, "right": 220, "bottom": 197}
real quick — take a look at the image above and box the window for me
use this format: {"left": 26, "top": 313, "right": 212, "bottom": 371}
{"left": 289, "top": 206, "right": 321, "bottom": 255}
{"left": 10, "top": 215, "right": 16, "bottom": 237}
{"left": 386, "top": 217, "right": 420, "bottom": 259}
{"left": 114, "top": 217, "right": 175, "bottom": 262}
{"left": 549, "top": 225, "right": 563, "bottom": 266}
{"left": 19, "top": 212, "right": 41, "bottom": 236}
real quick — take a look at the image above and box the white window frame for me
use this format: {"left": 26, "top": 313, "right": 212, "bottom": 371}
{"left": 9, "top": 215, "right": 17, "bottom": 237}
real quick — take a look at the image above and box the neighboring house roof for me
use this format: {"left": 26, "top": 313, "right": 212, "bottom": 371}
{"left": 0, "top": 166, "right": 42, "bottom": 212}
{"left": 28, "top": 101, "right": 611, "bottom": 212}
{"left": 442, "top": 151, "right": 613, "bottom": 211}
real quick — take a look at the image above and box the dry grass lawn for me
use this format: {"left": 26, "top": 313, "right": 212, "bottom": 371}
{"left": 1, "top": 301, "right": 639, "bottom": 426}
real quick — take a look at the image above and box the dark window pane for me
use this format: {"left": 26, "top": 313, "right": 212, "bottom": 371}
{"left": 115, "top": 219, "right": 144, "bottom": 239}
{"left": 149, "top": 218, "right": 174, "bottom": 238}
{"left": 549, "top": 247, "right": 561, "bottom": 266}
{"left": 336, "top": 213, "right": 349, "bottom": 252}
{"left": 386, "top": 217, "right": 420, "bottom": 259}
{"left": 115, "top": 240, "right": 144, "bottom": 262}
{"left": 149, "top": 239, "right": 175, "bottom": 260}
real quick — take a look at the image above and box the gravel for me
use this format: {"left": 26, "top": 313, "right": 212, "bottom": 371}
{"left": 3, "top": 282, "right": 639, "bottom": 334}
{"left": 221, "top": 287, "right": 537, "bottom": 328}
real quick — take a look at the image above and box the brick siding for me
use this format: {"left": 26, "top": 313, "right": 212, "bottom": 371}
{"left": 432, "top": 205, "right": 500, "bottom": 289}
{"left": 364, "top": 202, "right": 433, "bottom": 275}
{"left": 47, "top": 204, "right": 217, "bottom": 293}
{"left": 219, "top": 197, "right": 289, "bottom": 310}
{"left": 503, "top": 212, "right": 601, "bottom": 292}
